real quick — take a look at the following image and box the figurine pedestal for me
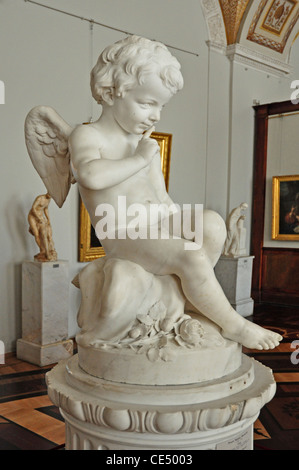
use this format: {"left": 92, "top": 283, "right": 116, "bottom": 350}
{"left": 214, "top": 256, "right": 254, "bottom": 317}
{"left": 46, "top": 353, "right": 276, "bottom": 450}
{"left": 17, "top": 260, "right": 73, "bottom": 366}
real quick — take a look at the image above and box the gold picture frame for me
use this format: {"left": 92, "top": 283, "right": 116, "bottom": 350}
{"left": 78, "top": 132, "right": 173, "bottom": 262}
{"left": 272, "top": 174, "right": 299, "bottom": 240}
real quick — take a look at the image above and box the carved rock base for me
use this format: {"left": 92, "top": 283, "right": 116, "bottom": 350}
{"left": 77, "top": 319, "right": 242, "bottom": 386}
{"left": 46, "top": 354, "right": 276, "bottom": 450}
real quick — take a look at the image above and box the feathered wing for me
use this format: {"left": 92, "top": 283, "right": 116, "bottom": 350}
{"left": 25, "top": 105, "right": 73, "bottom": 208}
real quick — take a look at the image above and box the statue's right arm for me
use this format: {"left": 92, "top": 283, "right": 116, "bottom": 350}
{"left": 69, "top": 126, "right": 153, "bottom": 191}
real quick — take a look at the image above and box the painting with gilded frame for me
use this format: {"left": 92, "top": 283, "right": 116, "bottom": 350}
{"left": 272, "top": 174, "right": 299, "bottom": 240}
{"left": 78, "top": 132, "right": 173, "bottom": 261}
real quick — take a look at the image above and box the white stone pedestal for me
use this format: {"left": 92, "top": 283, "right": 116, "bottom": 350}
{"left": 214, "top": 256, "right": 254, "bottom": 317}
{"left": 17, "top": 260, "right": 73, "bottom": 366}
{"left": 46, "top": 353, "right": 276, "bottom": 450}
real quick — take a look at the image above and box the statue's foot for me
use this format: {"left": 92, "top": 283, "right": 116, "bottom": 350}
{"left": 222, "top": 319, "right": 282, "bottom": 350}
{"left": 34, "top": 252, "right": 45, "bottom": 261}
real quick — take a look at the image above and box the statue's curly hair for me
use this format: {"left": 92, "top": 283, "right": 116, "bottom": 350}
{"left": 90, "top": 35, "right": 184, "bottom": 104}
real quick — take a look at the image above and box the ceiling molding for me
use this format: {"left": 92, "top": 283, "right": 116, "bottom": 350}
{"left": 201, "top": 0, "right": 299, "bottom": 75}
{"left": 226, "top": 43, "right": 293, "bottom": 75}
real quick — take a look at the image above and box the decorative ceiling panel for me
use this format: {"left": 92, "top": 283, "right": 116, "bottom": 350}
{"left": 247, "top": 0, "right": 299, "bottom": 53}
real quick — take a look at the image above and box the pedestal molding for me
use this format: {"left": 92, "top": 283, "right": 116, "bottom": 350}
{"left": 46, "top": 354, "right": 275, "bottom": 436}
{"left": 61, "top": 408, "right": 259, "bottom": 450}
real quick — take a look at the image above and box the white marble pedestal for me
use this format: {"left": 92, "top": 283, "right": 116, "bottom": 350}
{"left": 17, "top": 260, "right": 73, "bottom": 366}
{"left": 46, "top": 353, "right": 276, "bottom": 450}
{"left": 214, "top": 256, "right": 254, "bottom": 317}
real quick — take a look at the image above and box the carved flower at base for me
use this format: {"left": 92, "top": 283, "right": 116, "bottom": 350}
{"left": 97, "top": 309, "right": 204, "bottom": 362}
{"left": 145, "top": 335, "right": 177, "bottom": 363}
{"left": 175, "top": 318, "right": 204, "bottom": 347}
{"left": 129, "top": 324, "right": 149, "bottom": 339}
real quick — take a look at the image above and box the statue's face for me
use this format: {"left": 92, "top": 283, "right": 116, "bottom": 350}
{"left": 111, "top": 72, "right": 173, "bottom": 135}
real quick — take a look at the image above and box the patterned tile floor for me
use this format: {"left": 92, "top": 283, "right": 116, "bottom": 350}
{"left": 0, "top": 304, "right": 298, "bottom": 450}
{"left": 0, "top": 358, "right": 65, "bottom": 450}
{"left": 246, "top": 304, "right": 299, "bottom": 450}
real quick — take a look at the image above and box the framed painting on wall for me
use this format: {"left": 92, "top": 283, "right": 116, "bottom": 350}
{"left": 272, "top": 174, "right": 299, "bottom": 240}
{"left": 78, "top": 132, "right": 173, "bottom": 262}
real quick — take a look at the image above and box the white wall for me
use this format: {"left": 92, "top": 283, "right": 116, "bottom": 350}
{"left": 0, "top": 0, "right": 298, "bottom": 352}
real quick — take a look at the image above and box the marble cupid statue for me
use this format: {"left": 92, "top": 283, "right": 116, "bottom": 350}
{"left": 24, "top": 35, "right": 281, "bottom": 351}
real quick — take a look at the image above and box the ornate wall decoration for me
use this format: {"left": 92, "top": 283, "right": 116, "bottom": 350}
{"left": 247, "top": 0, "right": 299, "bottom": 53}
{"left": 219, "top": 0, "right": 251, "bottom": 44}
{"left": 200, "top": 0, "right": 227, "bottom": 46}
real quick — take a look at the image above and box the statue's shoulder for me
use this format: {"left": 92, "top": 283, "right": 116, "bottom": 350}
{"left": 69, "top": 123, "right": 104, "bottom": 146}
{"left": 70, "top": 122, "right": 99, "bottom": 137}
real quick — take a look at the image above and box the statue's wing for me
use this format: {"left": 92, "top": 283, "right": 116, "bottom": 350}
{"left": 25, "top": 105, "right": 73, "bottom": 208}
